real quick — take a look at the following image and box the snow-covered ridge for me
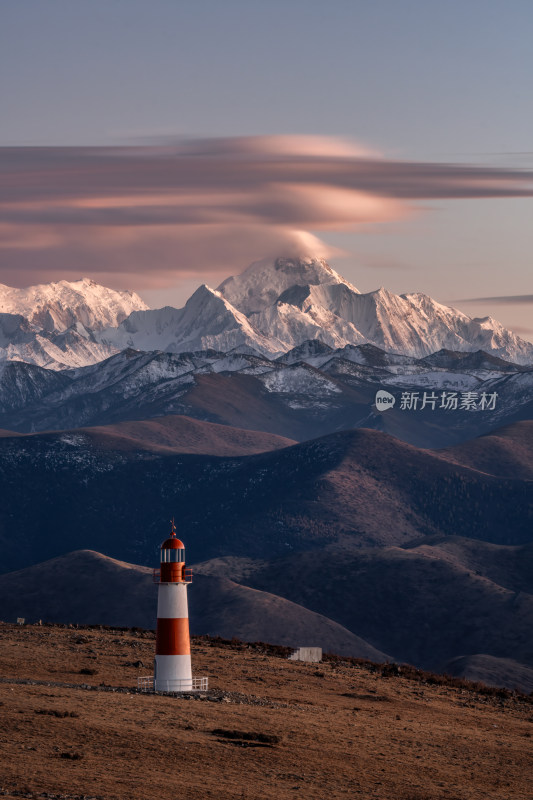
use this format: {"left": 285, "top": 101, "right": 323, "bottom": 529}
{"left": 0, "top": 278, "right": 148, "bottom": 333}
{"left": 0, "top": 258, "right": 532, "bottom": 369}
{"left": 94, "top": 256, "right": 533, "bottom": 365}
{"left": 98, "top": 284, "right": 285, "bottom": 357}
{"left": 0, "top": 278, "right": 149, "bottom": 369}
{"left": 0, "top": 341, "right": 531, "bottom": 440}
{"left": 214, "top": 259, "right": 533, "bottom": 364}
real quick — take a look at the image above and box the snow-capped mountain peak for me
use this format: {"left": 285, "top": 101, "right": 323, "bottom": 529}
{"left": 0, "top": 277, "right": 148, "bottom": 333}
{"left": 217, "top": 255, "right": 360, "bottom": 315}
{"left": 0, "top": 277, "right": 150, "bottom": 370}
{"left": 1, "top": 259, "right": 532, "bottom": 369}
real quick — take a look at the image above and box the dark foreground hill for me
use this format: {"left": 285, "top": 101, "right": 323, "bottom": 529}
{"left": 0, "top": 623, "right": 531, "bottom": 800}
{"left": 1, "top": 547, "right": 532, "bottom": 693}
{"left": 206, "top": 539, "right": 533, "bottom": 692}
{"left": 0, "top": 550, "right": 386, "bottom": 662}
{"left": 0, "top": 421, "right": 531, "bottom": 574}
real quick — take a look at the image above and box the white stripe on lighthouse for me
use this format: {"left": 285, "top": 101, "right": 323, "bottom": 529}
{"left": 155, "top": 655, "right": 192, "bottom": 681}
{"left": 157, "top": 583, "right": 189, "bottom": 619}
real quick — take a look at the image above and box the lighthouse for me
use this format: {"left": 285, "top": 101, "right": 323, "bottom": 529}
{"left": 139, "top": 521, "right": 207, "bottom": 693}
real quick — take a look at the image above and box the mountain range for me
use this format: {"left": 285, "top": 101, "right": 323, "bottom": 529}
{"left": 1, "top": 257, "right": 532, "bottom": 370}
{"left": 0, "top": 418, "right": 531, "bottom": 690}
{"left": 1, "top": 418, "right": 530, "bottom": 573}
{"left": 1, "top": 341, "right": 531, "bottom": 447}
{"left": 0, "top": 256, "right": 530, "bottom": 447}
{"left": 0, "top": 256, "right": 531, "bottom": 692}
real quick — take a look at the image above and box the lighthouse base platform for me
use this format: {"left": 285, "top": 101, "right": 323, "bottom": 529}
{"left": 137, "top": 675, "right": 208, "bottom": 693}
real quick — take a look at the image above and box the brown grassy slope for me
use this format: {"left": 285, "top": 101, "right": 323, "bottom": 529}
{"left": 408, "top": 536, "right": 533, "bottom": 595}
{"left": 196, "top": 540, "right": 533, "bottom": 692}
{"left": 0, "top": 551, "right": 155, "bottom": 628}
{"left": 180, "top": 371, "right": 372, "bottom": 440}
{"left": 438, "top": 420, "right": 533, "bottom": 479}
{"left": 211, "top": 423, "right": 533, "bottom": 551}
{"left": 0, "top": 623, "right": 531, "bottom": 800}
{"left": 0, "top": 414, "right": 296, "bottom": 456}
{"left": 77, "top": 414, "right": 295, "bottom": 455}
{"left": 191, "top": 573, "right": 387, "bottom": 661}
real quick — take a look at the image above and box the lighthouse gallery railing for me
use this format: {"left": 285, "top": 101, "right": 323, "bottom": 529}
{"left": 152, "top": 567, "right": 193, "bottom": 583}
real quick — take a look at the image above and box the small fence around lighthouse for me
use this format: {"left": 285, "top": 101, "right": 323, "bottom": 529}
{"left": 138, "top": 675, "right": 208, "bottom": 693}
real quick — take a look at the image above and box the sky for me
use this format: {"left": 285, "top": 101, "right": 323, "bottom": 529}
{"left": 1, "top": 0, "right": 532, "bottom": 338}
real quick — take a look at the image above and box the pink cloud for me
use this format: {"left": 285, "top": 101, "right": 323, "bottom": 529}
{"left": 1, "top": 136, "right": 532, "bottom": 289}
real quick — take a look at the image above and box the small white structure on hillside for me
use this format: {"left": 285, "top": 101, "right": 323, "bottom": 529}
{"left": 288, "top": 646, "right": 322, "bottom": 663}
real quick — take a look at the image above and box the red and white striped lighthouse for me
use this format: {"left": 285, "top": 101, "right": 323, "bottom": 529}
{"left": 153, "top": 521, "right": 193, "bottom": 692}
{"left": 138, "top": 521, "right": 207, "bottom": 693}
{"left": 154, "top": 520, "right": 192, "bottom": 692}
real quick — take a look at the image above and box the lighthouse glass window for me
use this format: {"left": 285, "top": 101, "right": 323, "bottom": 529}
{"left": 161, "top": 548, "right": 185, "bottom": 563}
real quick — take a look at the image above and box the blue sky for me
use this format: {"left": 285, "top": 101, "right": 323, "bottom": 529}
{"left": 1, "top": 0, "right": 532, "bottom": 336}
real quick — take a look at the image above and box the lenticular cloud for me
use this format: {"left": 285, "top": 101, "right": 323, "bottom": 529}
{"left": 0, "top": 136, "right": 532, "bottom": 288}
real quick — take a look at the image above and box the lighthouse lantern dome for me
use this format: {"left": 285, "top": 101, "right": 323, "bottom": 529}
{"left": 160, "top": 519, "right": 185, "bottom": 563}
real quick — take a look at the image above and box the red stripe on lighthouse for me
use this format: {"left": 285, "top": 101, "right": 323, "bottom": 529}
{"left": 156, "top": 618, "right": 191, "bottom": 655}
